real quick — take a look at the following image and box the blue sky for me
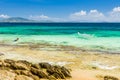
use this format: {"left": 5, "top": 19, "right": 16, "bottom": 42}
{"left": 0, "top": 0, "right": 120, "bottom": 22}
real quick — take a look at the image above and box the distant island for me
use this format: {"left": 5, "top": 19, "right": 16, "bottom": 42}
{"left": 0, "top": 17, "right": 53, "bottom": 23}
{"left": 0, "top": 17, "right": 118, "bottom": 23}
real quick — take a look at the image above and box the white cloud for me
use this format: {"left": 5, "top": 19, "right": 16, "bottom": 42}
{"left": 88, "top": 10, "right": 105, "bottom": 21}
{"left": 89, "top": 9, "right": 104, "bottom": 16}
{"left": 38, "top": 14, "right": 49, "bottom": 19}
{"left": 113, "top": 7, "right": 120, "bottom": 12}
{"left": 69, "top": 7, "right": 120, "bottom": 22}
{"left": 70, "top": 9, "right": 105, "bottom": 22}
{"left": 29, "top": 14, "right": 63, "bottom": 22}
{"left": 71, "top": 10, "right": 86, "bottom": 17}
{"left": 107, "top": 7, "right": 120, "bottom": 22}
{"left": 30, "top": 7, "right": 120, "bottom": 22}
{"left": 0, "top": 14, "right": 10, "bottom": 18}
{"left": 30, "top": 14, "right": 49, "bottom": 20}
{"left": 70, "top": 10, "right": 87, "bottom": 20}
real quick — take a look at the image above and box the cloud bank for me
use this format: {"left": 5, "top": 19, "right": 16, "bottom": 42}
{"left": 30, "top": 14, "right": 49, "bottom": 20}
{"left": 29, "top": 14, "right": 63, "bottom": 22}
{"left": 0, "top": 14, "right": 10, "bottom": 18}
{"left": 70, "top": 7, "right": 120, "bottom": 22}
{"left": 30, "top": 7, "right": 120, "bottom": 22}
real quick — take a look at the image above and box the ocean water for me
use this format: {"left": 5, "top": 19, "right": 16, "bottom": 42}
{"left": 0, "top": 23, "right": 120, "bottom": 53}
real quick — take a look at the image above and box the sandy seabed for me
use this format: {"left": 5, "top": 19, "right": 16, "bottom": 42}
{"left": 0, "top": 43, "right": 120, "bottom": 80}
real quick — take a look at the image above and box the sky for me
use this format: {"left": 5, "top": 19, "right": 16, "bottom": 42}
{"left": 0, "top": 0, "right": 120, "bottom": 22}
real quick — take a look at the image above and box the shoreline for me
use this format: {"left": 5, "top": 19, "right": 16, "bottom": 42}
{"left": 0, "top": 43, "right": 120, "bottom": 79}
{"left": 0, "top": 42, "right": 120, "bottom": 54}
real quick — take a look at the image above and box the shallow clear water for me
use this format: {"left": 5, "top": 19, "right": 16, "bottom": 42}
{"left": 0, "top": 23, "right": 120, "bottom": 53}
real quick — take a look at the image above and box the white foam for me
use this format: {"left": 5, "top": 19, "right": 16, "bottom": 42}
{"left": 92, "top": 62, "right": 119, "bottom": 70}
{"left": 77, "top": 32, "right": 94, "bottom": 39}
{"left": 48, "top": 61, "right": 73, "bottom": 66}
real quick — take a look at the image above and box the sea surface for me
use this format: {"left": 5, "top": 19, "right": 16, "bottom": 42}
{"left": 0, "top": 23, "right": 120, "bottom": 53}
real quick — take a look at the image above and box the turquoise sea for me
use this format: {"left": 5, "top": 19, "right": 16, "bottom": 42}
{"left": 0, "top": 23, "right": 120, "bottom": 53}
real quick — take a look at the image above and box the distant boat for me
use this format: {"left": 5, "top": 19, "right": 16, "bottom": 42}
{"left": 77, "top": 32, "right": 94, "bottom": 39}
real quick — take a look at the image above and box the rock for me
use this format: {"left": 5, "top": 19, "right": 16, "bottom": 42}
{"left": 61, "top": 67, "right": 71, "bottom": 77}
{"left": 14, "top": 70, "right": 30, "bottom": 75}
{"left": 3, "top": 60, "right": 31, "bottom": 70}
{"left": 39, "top": 63, "right": 52, "bottom": 69}
{"left": 0, "top": 52, "right": 4, "bottom": 56}
{"left": 0, "top": 60, "right": 3, "bottom": 67}
{"left": 31, "top": 64, "right": 40, "bottom": 69}
{"left": 14, "top": 70, "right": 22, "bottom": 75}
{"left": 48, "top": 75, "right": 56, "bottom": 80}
{"left": 14, "top": 75, "right": 34, "bottom": 80}
{"left": 11, "top": 62, "right": 29, "bottom": 70}
{"left": 0, "top": 59, "right": 72, "bottom": 80}
{"left": 3, "top": 59, "right": 15, "bottom": 69}
{"left": 29, "top": 75, "right": 40, "bottom": 80}
{"left": 52, "top": 72, "right": 65, "bottom": 79}
{"left": 17, "top": 60, "right": 31, "bottom": 67}
{"left": 4, "top": 59, "right": 15, "bottom": 64}
{"left": 47, "top": 67, "right": 55, "bottom": 75}
{"left": 47, "top": 66, "right": 61, "bottom": 75}
{"left": 14, "top": 70, "right": 40, "bottom": 80}
{"left": 30, "top": 67, "right": 48, "bottom": 79}
{"left": 0, "top": 70, "right": 16, "bottom": 80}
{"left": 21, "top": 70, "right": 31, "bottom": 75}
{"left": 47, "top": 66, "right": 71, "bottom": 79}
{"left": 104, "top": 76, "right": 119, "bottom": 80}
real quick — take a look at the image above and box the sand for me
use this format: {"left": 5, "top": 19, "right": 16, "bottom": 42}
{"left": 0, "top": 44, "right": 120, "bottom": 80}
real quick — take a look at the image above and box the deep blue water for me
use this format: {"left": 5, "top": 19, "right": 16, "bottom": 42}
{"left": 0, "top": 23, "right": 120, "bottom": 37}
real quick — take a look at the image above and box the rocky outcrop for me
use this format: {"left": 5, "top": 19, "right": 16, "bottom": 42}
{"left": 0, "top": 59, "right": 71, "bottom": 80}
{"left": 104, "top": 76, "right": 119, "bottom": 80}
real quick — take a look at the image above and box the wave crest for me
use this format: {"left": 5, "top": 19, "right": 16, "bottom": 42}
{"left": 77, "top": 32, "right": 95, "bottom": 39}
